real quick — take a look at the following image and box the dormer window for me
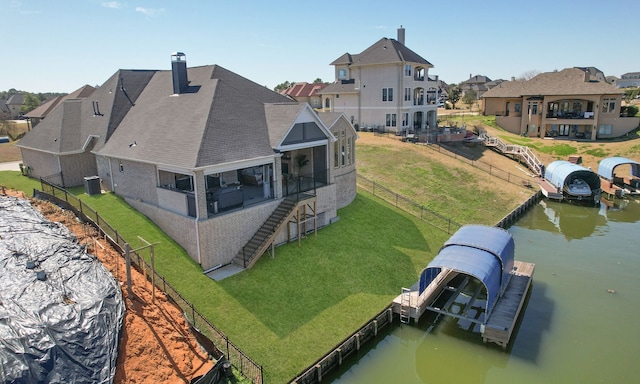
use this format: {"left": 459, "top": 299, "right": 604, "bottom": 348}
{"left": 338, "top": 69, "right": 347, "bottom": 79}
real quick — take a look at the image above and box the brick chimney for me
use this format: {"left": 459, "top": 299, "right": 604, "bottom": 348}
{"left": 171, "top": 52, "right": 188, "bottom": 94}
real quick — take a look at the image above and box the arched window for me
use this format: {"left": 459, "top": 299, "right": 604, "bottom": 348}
{"left": 325, "top": 98, "right": 331, "bottom": 108}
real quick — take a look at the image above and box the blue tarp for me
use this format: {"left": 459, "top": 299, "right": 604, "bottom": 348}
{"left": 597, "top": 156, "right": 640, "bottom": 180}
{"left": 418, "top": 225, "right": 515, "bottom": 318}
{"left": 544, "top": 160, "right": 600, "bottom": 191}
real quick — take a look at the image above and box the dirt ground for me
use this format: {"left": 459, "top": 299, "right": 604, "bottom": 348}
{"left": 2, "top": 189, "right": 214, "bottom": 384}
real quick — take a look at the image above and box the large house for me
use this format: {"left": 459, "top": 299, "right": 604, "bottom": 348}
{"left": 279, "top": 82, "right": 327, "bottom": 110}
{"left": 17, "top": 53, "right": 358, "bottom": 271}
{"left": 25, "top": 85, "right": 95, "bottom": 127}
{"left": 319, "top": 27, "right": 439, "bottom": 134}
{"left": 482, "top": 68, "right": 639, "bottom": 140}
{"left": 615, "top": 72, "right": 640, "bottom": 88}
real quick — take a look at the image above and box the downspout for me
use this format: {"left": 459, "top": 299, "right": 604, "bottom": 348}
{"left": 193, "top": 172, "right": 202, "bottom": 265}
{"left": 108, "top": 157, "right": 115, "bottom": 192}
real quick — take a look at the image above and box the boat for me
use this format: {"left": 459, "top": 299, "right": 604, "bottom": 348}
{"left": 565, "top": 178, "right": 591, "bottom": 197}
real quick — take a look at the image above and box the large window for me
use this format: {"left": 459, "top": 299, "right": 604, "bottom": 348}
{"left": 338, "top": 68, "right": 347, "bottom": 79}
{"left": 386, "top": 113, "right": 397, "bottom": 127}
{"left": 598, "top": 124, "right": 612, "bottom": 135}
{"left": 404, "top": 87, "right": 411, "bottom": 101}
{"left": 404, "top": 64, "right": 411, "bottom": 76}
{"left": 402, "top": 113, "right": 409, "bottom": 127}
{"left": 528, "top": 102, "right": 538, "bottom": 115}
{"left": 382, "top": 88, "right": 393, "bottom": 102}
{"left": 334, "top": 138, "right": 339, "bottom": 168}
{"left": 602, "top": 98, "right": 615, "bottom": 113}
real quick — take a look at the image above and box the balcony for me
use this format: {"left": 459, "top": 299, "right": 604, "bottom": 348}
{"left": 546, "top": 111, "right": 594, "bottom": 119}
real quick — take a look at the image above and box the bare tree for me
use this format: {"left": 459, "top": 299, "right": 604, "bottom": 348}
{"left": 517, "top": 70, "right": 540, "bottom": 81}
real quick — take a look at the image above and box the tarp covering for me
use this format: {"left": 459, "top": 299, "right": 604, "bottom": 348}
{"left": 544, "top": 160, "right": 601, "bottom": 191}
{"left": 596, "top": 156, "right": 640, "bottom": 180}
{"left": 0, "top": 196, "right": 124, "bottom": 383}
{"left": 418, "top": 225, "right": 515, "bottom": 318}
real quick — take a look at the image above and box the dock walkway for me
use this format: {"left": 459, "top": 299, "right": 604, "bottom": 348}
{"left": 482, "top": 261, "right": 535, "bottom": 348}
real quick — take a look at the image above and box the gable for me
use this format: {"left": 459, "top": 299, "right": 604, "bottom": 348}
{"left": 281, "top": 122, "right": 325, "bottom": 145}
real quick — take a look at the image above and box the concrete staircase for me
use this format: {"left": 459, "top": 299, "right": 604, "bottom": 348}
{"left": 232, "top": 196, "right": 300, "bottom": 269}
{"left": 480, "top": 133, "right": 543, "bottom": 176}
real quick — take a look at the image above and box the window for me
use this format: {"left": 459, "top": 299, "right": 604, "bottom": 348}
{"left": 598, "top": 124, "right": 612, "bottom": 135}
{"left": 338, "top": 68, "right": 347, "bottom": 79}
{"left": 404, "top": 87, "right": 411, "bottom": 101}
{"left": 385, "top": 113, "right": 397, "bottom": 127}
{"left": 514, "top": 103, "right": 521, "bottom": 113}
{"left": 346, "top": 137, "right": 352, "bottom": 165}
{"left": 602, "top": 98, "right": 615, "bottom": 113}
{"left": 404, "top": 65, "right": 412, "bottom": 76}
{"left": 341, "top": 138, "right": 346, "bottom": 166}
{"left": 382, "top": 88, "right": 393, "bottom": 102}
{"left": 325, "top": 98, "right": 330, "bottom": 108}
{"left": 119, "top": 162, "right": 124, "bottom": 172}
{"left": 334, "top": 139, "right": 339, "bottom": 168}
{"left": 528, "top": 102, "right": 538, "bottom": 115}
{"left": 402, "top": 113, "right": 409, "bottom": 127}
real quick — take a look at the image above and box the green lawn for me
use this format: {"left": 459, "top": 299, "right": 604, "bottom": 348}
{"left": 0, "top": 171, "right": 449, "bottom": 383}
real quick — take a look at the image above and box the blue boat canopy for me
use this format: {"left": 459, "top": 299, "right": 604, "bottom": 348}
{"left": 418, "top": 225, "right": 515, "bottom": 317}
{"left": 544, "top": 160, "right": 600, "bottom": 190}
{"left": 597, "top": 157, "right": 640, "bottom": 180}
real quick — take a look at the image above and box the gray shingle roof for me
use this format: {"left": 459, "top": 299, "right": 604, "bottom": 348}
{"left": 331, "top": 37, "right": 432, "bottom": 67}
{"left": 97, "top": 64, "right": 295, "bottom": 169}
{"left": 482, "top": 68, "right": 622, "bottom": 99}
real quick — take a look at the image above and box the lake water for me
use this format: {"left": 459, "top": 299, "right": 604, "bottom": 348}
{"left": 330, "top": 198, "right": 640, "bottom": 383}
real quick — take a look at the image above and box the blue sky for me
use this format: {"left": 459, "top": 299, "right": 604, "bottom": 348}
{"left": 2, "top": 0, "right": 637, "bottom": 93}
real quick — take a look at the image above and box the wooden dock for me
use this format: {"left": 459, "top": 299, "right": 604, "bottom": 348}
{"left": 536, "top": 178, "right": 563, "bottom": 200}
{"left": 392, "top": 260, "right": 535, "bottom": 349}
{"left": 482, "top": 260, "right": 535, "bottom": 348}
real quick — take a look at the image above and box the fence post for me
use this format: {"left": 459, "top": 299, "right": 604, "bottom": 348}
{"left": 395, "top": 194, "right": 398, "bottom": 207}
{"left": 79, "top": 199, "right": 83, "bottom": 214}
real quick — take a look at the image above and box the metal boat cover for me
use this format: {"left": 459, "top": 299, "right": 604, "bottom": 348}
{"left": 596, "top": 156, "right": 640, "bottom": 180}
{"left": 544, "top": 160, "right": 600, "bottom": 190}
{"left": 418, "top": 225, "right": 515, "bottom": 317}
{"left": 0, "top": 196, "right": 124, "bottom": 383}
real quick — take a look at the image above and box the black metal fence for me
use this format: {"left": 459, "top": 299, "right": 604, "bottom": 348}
{"left": 36, "top": 180, "right": 263, "bottom": 384}
{"left": 425, "top": 142, "right": 535, "bottom": 188}
{"left": 356, "top": 174, "right": 462, "bottom": 234}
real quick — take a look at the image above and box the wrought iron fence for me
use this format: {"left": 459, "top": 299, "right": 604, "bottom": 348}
{"left": 356, "top": 174, "right": 461, "bottom": 234}
{"left": 36, "top": 179, "right": 263, "bottom": 384}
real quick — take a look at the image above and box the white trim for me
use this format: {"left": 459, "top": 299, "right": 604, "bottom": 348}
{"left": 276, "top": 138, "right": 329, "bottom": 152}
{"left": 201, "top": 155, "right": 277, "bottom": 175}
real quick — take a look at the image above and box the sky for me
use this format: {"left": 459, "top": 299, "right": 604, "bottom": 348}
{"left": 1, "top": 0, "right": 638, "bottom": 94}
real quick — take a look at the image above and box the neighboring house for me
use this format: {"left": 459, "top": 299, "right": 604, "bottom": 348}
{"left": 482, "top": 68, "right": 639, "bottom": 140}
{"left": 574, "top": 67, "right": 607, "bottom": 82}
{"left": 25, "top": 85, "right": 96, "bottom": 127}
{"left": 461, "top": 75, "right": 505, "bottom": 99}
{"left": 17, "top": 52, "right": 358, "bottom": 271}
{"left": 319, "top": 27, "right": 438, "bottom": 134}
{"left": 279, "top": 82, "right": 327, "bottom": 110}
{"left": 0, "top": 99, "right": 9, "bottom": 115}
{"left": 615, "top": 72, "right": 640, "bottom": 88}
{"left": 6, "top": 94, "right": 24, "bottom": 118}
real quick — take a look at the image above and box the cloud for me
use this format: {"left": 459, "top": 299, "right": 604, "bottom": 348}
{"left": 101, "top": 1, "right": 123, "bottom": 9}
{"left": 135, "top": 6, "right": 165, "bottom": 17}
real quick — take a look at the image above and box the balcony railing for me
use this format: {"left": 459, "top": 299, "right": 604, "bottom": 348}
{"left": 546, "top": 112, "right": 594, "bottom": 119}
{"left": 282, "top": 169, "right": 328, "bottom": 198}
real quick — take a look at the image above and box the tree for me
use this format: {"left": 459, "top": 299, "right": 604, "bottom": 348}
{"left": 623, "top": 88, "right": 639, "bottom": 105}
{"left": 21, "top": 93, "right": 40, "bottom": 114}
{"left": 313, "top": 78, "right": 327, "bottom": 84}
{"left": 447, "top": 85, "right": 461, "bottom": 109}
{"left": 517, "top": 70, "right": 540, "bottom": 81}
{"left": 273, "top": 81, "right": 293, "bottom": 92}
{"left": 462, "top": 89, "right": 477, "bottom": 110}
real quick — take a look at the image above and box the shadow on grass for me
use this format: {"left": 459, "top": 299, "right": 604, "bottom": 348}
{"left": 218, "top": 192, "right": 449, "bottom": 338}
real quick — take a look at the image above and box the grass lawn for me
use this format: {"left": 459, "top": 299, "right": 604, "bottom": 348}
{"left": 0, "top": 171, "right": 449, "bottom": 383}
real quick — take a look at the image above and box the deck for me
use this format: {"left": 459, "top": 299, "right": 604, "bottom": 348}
{"left": 392, "top": 260, "right": 535, "bottom": 349}
{"left": 536, "top": 178, "right": 563, "bottom": 200}
{"left": 482, "top": 261, "right": 535, "bottom": 348}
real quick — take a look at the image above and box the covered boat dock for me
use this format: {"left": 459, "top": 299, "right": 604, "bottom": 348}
{"left": 393, "top": 225, "right": 534, "bottom": 349}
{"left": 597, "top": 156, "right": 640, "bottom": 196}
{"left": 539, "top": 160, "right": 601, "bottom": 204}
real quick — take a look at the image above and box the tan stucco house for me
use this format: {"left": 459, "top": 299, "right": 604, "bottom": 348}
{"left": 319, "top": 27, "right": 439, "bottom": 134}
{"left": 482, "top": 68, "right": 639, "bottom": 140}
{"left": 17, "top": 53, "right": 358, "bottom": 271}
